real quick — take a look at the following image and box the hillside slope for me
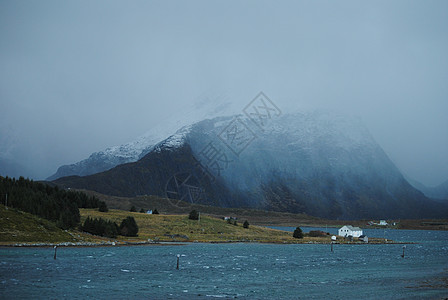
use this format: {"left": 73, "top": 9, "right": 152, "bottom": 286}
{"left": 0, "top": 205, "right": 75, "bottom": 243}
{"left": 407, "top": 177, "right": 448, "bottom": 200}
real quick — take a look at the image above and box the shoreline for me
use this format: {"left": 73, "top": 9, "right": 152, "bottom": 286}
{"left": 0, "top": 239, "right": 415, "bottom": 248}
{"left": 254, "top": 222, "right": 448, "bottom": 231}
{"left": 2, "top": 207, "right": 435, "bottom": 248}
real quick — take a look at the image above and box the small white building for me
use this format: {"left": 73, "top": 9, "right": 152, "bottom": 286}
{"left": 338, "top": 225, "right": 363, "bottom": 238}
{"left": 379, "top": 220, "right": 388, "bottom": 226}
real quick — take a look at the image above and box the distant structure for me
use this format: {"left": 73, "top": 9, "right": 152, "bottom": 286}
{"left": 338, "top": 225, "right": 363, "bottom": 238}
{"left": 146, "top": 210, "right": 153, "bottom": 214}
{"left": 368, "top": 220, "right": 390, "bottom": 226}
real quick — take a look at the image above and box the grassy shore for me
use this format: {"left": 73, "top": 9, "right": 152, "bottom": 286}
{"left": 0, "top": 205, "right": 402, "bottom": 246}
{"left": 0, "top": 205, "right": 118, "bottom": 246}
{"left": 79, "top": 209, "right": 395, "bottom": 244}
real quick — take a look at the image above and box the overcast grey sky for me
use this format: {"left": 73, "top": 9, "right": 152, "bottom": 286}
{"left": 1, "top": 0, "right": 447, "bottom": 186}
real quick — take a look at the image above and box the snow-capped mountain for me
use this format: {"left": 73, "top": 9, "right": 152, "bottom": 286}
{"left": 47, "top": 92, "right": 238, "bottom": 180}
{"left": 53, "top": 110, "right": 448, "bottom": 219}
{"left": 46, "top": 133, "right": 160, "bottom": 181}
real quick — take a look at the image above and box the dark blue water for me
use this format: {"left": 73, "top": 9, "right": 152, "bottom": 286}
{"left": 1, "top": 228, "right": 447, "bottom": 299}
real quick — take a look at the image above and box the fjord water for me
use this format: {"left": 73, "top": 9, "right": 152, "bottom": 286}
{"left": 1, "top": 228, "right": 447, "bottom": 299}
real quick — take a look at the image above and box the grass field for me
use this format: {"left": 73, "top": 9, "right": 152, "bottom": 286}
{"left": 80, "top": 209, "right": 299, "bottom": 243}
{"left": 0, "top": 204, "right": 75, "bottom": 244}
{"left": 0, "top": 204, "right": 398, "bottom": 245}
{"left": 79, "top": 190, "right": 448, "bottom": 231}
{"left": 0, "top": 205, "right": 116, "bottom": 245}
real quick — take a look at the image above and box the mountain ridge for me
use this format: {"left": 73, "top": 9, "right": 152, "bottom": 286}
{"left": 53, "top": 111, "right": 448, "bottom": 219}
{"left": 406, "top": 177, "right": 448, "bottom": 200}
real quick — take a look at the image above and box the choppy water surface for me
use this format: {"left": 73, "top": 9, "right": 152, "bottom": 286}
{"left": 1, "top": 228, "right": 447, "bottom": 299}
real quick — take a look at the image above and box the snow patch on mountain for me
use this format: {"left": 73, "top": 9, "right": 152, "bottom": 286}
{"left": 153, "top": 125, "right": 191, "bottom": 152}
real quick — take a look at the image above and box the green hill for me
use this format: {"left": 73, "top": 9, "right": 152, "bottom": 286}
{"left": 0, "top": 204, "right": 77, "bottom": 244}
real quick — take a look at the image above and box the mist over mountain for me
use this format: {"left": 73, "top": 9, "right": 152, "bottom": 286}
{"left": 46, "top": 95, "right": 238, "bottom": 181}
{"left": 53, "top": 111, "right": 447, "bottom": 219}
{"left": 46, "top": 136, "right": 157, "bottom": 181}
{"left": 407, "top": 177, "right": 448, "bottom": 200}
{"left": 0, "top": 157, "right": 34, "bottom": 179}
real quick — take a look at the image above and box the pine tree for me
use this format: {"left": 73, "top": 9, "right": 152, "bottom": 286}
{"left": 98, "top": 201, "right": 108, "bottom": 212}
{"left": 189, "top": 210, "right": 199, "bottom": 220}
{"left": 120, "top": 216, "right": 138, "bottom": 237}
{"left": 243, "top": 220, "right": 249, "bottom": 229}
{"left": 293, "top": 227, "right": 303, "bottom": 239}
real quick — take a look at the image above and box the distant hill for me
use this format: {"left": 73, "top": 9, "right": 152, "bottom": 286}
{"left": 406, "top": 177, "right": 448, "bottom": 200}
{"left": 0, "top": 157, "right": 33, "bottom": 179}
{"left": 54, "top": 111, "right": 448, "bottom": 219}
{"left": 46, "top": 144, "right": 154, "bottom": 181}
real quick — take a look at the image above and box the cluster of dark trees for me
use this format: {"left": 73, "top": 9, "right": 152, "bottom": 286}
{"left": 0, "top": 176, "right": 107, "bottom": 229}
{"left": 81, "top": 216, "right": 139, "bottom": 238}
{"left": 82, "top": 217, "right": 119, "bottom": 238}
{"left": 81, "top": 217, "right": 138, "bottom": 238}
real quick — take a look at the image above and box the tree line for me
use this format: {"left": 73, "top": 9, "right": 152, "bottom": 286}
{"left": 0, "top": 176, "right": 107, "bottom": 229}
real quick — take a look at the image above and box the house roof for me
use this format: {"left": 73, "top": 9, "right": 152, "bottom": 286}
{"left": 340, "top": 225, "right": 362, "bottom": 231}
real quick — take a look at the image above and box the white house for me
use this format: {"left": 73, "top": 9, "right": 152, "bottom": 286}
{"left": 379, "top": 220, "right": 388, "bottom": 226}
{"left": 338, "top": 225, "right": 363, "bottom": 238}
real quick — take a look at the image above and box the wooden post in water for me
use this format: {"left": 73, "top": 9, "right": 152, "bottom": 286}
{"left": 401, "top": 246, "right": 406, "bottom": 258}
{"left": 176, "top": 254, "right": 180, "bottom": 270}
{"left": 331, "top": 242, "right": 333, "bottom": 252}
{"left": 54, "top": 246, "right": 57, "bottom": 260}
